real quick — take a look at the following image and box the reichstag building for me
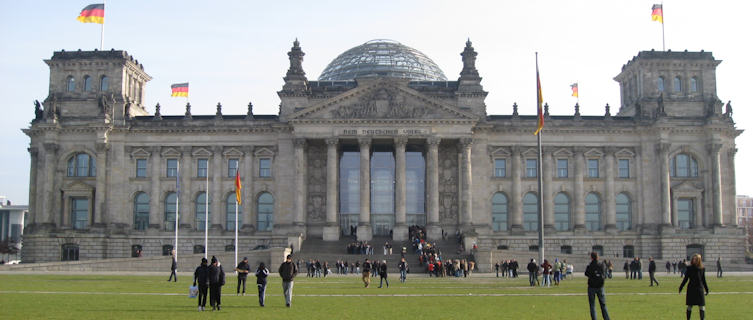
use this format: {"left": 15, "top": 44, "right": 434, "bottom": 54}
{"left": 22, "top": 39, "right": 743, "bottom": 263}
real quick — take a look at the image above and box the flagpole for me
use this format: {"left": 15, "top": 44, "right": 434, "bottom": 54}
{"left": 535, "top": 52, "right": 545, "bottom": 268}
{"left": 235, "top": 197, "right": 239, "bottom": 274}
{"left": 100, "top": 0, "right": 105, "bottom": 50}
{"left": 205, "top": 164, "right": 209, "bottom": 260}
{"left": 175, "top": 162, "right": 180, "bottom": 265}
{"left": 661, "top": 4, "right": 666, "bottom": 51}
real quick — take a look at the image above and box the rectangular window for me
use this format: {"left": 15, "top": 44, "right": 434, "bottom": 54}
{"left": 618, "top": 159, "right": 630, "bottom": 178}
{"left": 259, "top": 158, "right": 271, "bottom": 177}
{"left": 227, "top": 158, "right": 239, "bottom": 177}
{"left": 557, "top": 159, "right": 568, "bottom": 178}
{"left": 494, "top": 159, "right": 506, "bottom": 177}
{"left": 166, "top": 159, "right": 178, "bottom": 177}
{"left": 136, "top": 159, "right": 147, "bottom": 177}
{"left": 587, "top": 159, "right": 599, "bottom": 178}
{"left": 71, "top": 198, "right": 89, "bottom": 229}
{"left": 677, "top": 198, "right": 694, "bottom": 229}
{"left": 197, "top": 159, "right": 208, "bottom": 177}
{"left": 525, "top": 159, "right": 537, "bottom": 178}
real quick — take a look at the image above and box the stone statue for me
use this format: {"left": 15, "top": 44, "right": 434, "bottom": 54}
{"left": 34, "top": 100, "right": 43, "bottom": 121}
{"left": 512, "top": 103, "right": 519, "bottom": 117}
{"left": 216, "top": 102, "right": 222, "bottom": 116}
{"left": 725, "top": 100, "right": 732, "bottom": 116}
{"left": 98, "top": 94, "right": 113, "bottom": 115}
{"left": 185, "top": 102, "right": 192, "bottom": 117}
{"left": 247, "top": 101, "right": 254, "bottom": 119}
{"left": 45, "top": 94, "right": 59, "bottom": 120}
{"left": 124, "top": 98, "right": 132, "bottom": 119}
{"left": 657, "top": 94, "right": 665, "bottom": 116}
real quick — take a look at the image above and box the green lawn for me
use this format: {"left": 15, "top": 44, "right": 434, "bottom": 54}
{"left": 1, "top": 273, "right": 750, "bottom": 319}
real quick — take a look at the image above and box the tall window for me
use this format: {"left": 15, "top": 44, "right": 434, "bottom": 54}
{"left": 339, "top": 150, "right": 360, "bottom": 214}
{"left": 100, "top": 75, "right": 109, "bottom": 91}
{"left": 197, "top": 159, "right": 208, "bottom": 177}
{"left": 657, "top": 76, "right": 665, "bottom": 92}
{"left": 136, "top": 159, "right": 147, "bottom": 177}
{"left": 677, "top": 198, "right": 694, "bottom": 229}
{"left": 587, "top": 159, "right": 599, "bottom": 178}
{"left": 133, "top": 192, "right": 149, "bottom": 231}
{"left": 83, "top": 75, "right": 92, "bottom": 91}
{"left": 225, "top": 193, "right": 242, "bottom": 231}
{"left": 406, "top": 149, "right": 425, "bottom": 223}
{"left": 164, "top": 192, "right": 177, "bottom": 231}
{"left": 371, "top": 147, "right": 395, "bottom": 215}
{"left": 585, "top": 193, "right": 601, "bottom": 231}
{"left": 67, "top": 76, "right": 75, "bottom": 92}
{"left": 623, "top": 245, "right": 635, "bottom": 258}
{"left": 195, "top": 192, "right": 211, "bottom": 231}
{"left": 673, "top": 76, "right": 682, "bottom": 92}
{"left": 554, "top": 193, "right": 570, "bottom": 231}
{"left": 525, "top": 159, "right": 538, "bottom": 178}
{"left": 67, "top": 153, "right": 96, "bottom": 177}
{"left": 690, "top": 77, "right": 698, "bottom": 92}
{"left": 259, "top": 158, "right": 271, "bottom": 177}
{"left": 523, "top": 192, "right": 539, "bottom": 231}
{"left": 228, "top": 158, "right": 239, "bottom": 177}
{"left": 557, "top": 159, "right": 568, "bottom": 178}
{"left": 257, "top": 192, "right": 274, "bottom": 231}
{"left": 491, "top": 193, "right": 508, "bottom": 231}
{"left": 494, "top": 159, "right": 506, "bottom": 177}
{"left": 671, "top": 153, "right": 698, "bottom": 177}
{"left": 61, "top": 244, "right": 79, "bottom": 261}
{"left": 71, "top": 198, "right": 89, "bottom": 229}
{"left": 616, "top": 193, "right": 632, "bottom": 231}
{"left": 618, "top": 159, "right": 630, "bottom": 178}
{"left": 166, "top": 159, "right": 178, "bottom": 177}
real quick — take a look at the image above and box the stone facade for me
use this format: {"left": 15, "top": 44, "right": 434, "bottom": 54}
{"left": 23, "top": 42, "right": 745, "bottom": 264}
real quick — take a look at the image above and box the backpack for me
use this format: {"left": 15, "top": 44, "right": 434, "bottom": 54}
{"left": 589, "top": 262, "right": 605, "bottom": 287}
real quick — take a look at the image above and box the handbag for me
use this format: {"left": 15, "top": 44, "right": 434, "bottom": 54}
{"left": 189, "top": 285, "right": 198, "bottom": 298}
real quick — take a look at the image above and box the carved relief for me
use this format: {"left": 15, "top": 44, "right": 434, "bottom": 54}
{"left": 331, "top": 87, "right": 435, "bottom": 119}
{"left": 306, "top": 143, "right": 326, "bottom": 223}
{"left": 438, "top": 144, "right": 458, "bottom": 224}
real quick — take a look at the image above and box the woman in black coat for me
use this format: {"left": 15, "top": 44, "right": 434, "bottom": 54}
{"left": 678, "top": 254, "right": 709, "bottom": 320}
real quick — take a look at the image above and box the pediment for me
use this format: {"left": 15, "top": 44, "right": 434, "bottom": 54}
{"left": 521, "top": 148, "right": 538, "bottom": 157}
{"left": 553, "top": 148, "right": 573, "bottom": 157}
{"left": 254, "top": 147, "right": 275, "bottom": 157}
{"left": 615, "top": 148, "right": 635, "bottom": 158}
{"left": 671, "top": 180, "right": 704, "bottom": 193}
{"left": 161, "top": 147, "right": 181, "bottom": 157}
{"left": 192, "top": 147, "right": 212, "bottom": 157}
{"left": 584, "top": 148, "right": 604, "bottom": 157}
{"left": 130, "top": 147, "right": 150, "bottom": 158}
{"left": 488, "top": 146, "right": 511, "bottom": 157}
{"left": 289, "top": 79, "right": 478, "bottom": 121}
{"left": 223, "top": 147, "right": 243, "bottom": 157}
{"left": 63, "top": 180, "right": 94, "bottom": 192}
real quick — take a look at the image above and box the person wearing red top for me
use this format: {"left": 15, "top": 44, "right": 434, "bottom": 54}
{"left": 541, "top": 259, "right": 553, "bottom": 287}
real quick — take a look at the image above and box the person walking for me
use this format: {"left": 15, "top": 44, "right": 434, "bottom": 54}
{"left": 255, "top": 262, "right": 269, "bottom": 307}
{"left": 208, "top": 256, "right": 225, "bottom": 311}
{"left": 679, "top": 254, "right": 709, "bottom": 320}
{"left": 378, "top": 260, "right": 389, "bottom": 288}
{"left": 666, "top": 261, "right": 672, "bottom": 275}
{"left": 648, "top": 257, "right": 659, "bottom": 287}
{"left": 585, "top": 251, "right": 611, "bottom": 320}
{"left": 193, "top": 257, "right": 209, "bottom": 311}
{"left": 278, "top": 254, "right": 298, "bottom": 307}
{"left": 168, "top": 250, "right": 178, "bottom": 282}
{"left": 398, "top": 257, "right": 408, "bottom": 283}
{"left": 362, "top": 258, "right": 372, "bottom": 288}
{"left": 623, "top": 260, "right": 629, "bottom": 279}
{"left": 715, "top": 257, "right": 722, "bottom": 278}
{"left": 235, "top": 257, "right": 251, "bottom": 296}
{"left": 527, "top": 259, "right": 538, "bottom": 286}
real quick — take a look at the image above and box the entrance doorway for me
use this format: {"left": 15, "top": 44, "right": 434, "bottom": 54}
{"left": 372, "top": 214, "right": 394, "bottom": 236}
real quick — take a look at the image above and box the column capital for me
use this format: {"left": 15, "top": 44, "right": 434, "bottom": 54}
{"left": 95, "top": 142, "right": 109, "bottom": 153}
{"left": 180, "top": 146, "right": 192, "bottom": 155}
{"left": 707, "top": 143, "right": 723, "bottom": 154}
{"left": 27, "top": 147, "right": 39, "bottom": 157}
{"left": 604, "top": 146, "right": 618, "bottom": 156}
{"left": 43, "top": 142, "right": 58, "bottom": 153}
{"left": 294, "top": 138, "right": 307, "bottom": 148}
{"left": 211, "top": 145, "right": 223, "bottom": 153}
{"left": 656, "top": 142, "right": 671, "bottom": 155}
{"left": 427, "top": 137, "right": 441, "bottom": 146}
{"left": 510, "top": 145, "right": 521, "bottom": 155}
{"left": 394, "top": 136, "right": 408, "bottom": 147}
{"left": 573, "top": 146, "right": 587, "bottom": 155}
{"left": 459, "top": 137, "right": 474, "bottom": 148}
{"left": 358, "top": 137, "right": 372, "bottom": 147}
{"left": 325, "top": 137, "right": 339, "bottom": 146}
{"left": 242, "top": 145, "right": 254, "bottom": 154}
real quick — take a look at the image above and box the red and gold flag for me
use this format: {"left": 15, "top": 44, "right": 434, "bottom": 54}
{"left": 651, "top": 4, "right": 663, "bottom": 24}
{"left": 571, "top": 83, "right": 579, "bottom": 98}
{"left": 235, "top": 170, "right": 242, "bottom": 205}
{"left": 171, "top": 83, "right": 189, "bottom": 97}
{"left": 534, "top": 60, "right": 544, "bottom": 136}
{"left": 77, "top": 4, "right": 104, "bottom": 24}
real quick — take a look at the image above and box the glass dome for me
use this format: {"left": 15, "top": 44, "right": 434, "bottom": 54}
{"left": 318, "top": 39, "right": 447, "bottom": 81}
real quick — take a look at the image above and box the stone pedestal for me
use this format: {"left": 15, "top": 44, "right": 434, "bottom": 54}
{"left": 604, "top": 224, "right": 618, "bottom": 235}
{"left": 510, "top": 224, "right": 525, "bottom": 235}
{"left": 426, "top": 224, "right": 442, "bottom": 241}
{"left": 659, "top": 224, "right": 675, "bottom": 235}
{"left": 356, "top": 224, "right": 372, "bottom": 241}
{"left": 322, "top": 225, "right": 340, "bottom": 241}
{"left": 392, "top": 224, "right": 408, "bottom": 241}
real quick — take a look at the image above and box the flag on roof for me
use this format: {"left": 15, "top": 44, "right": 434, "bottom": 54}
{"left": 571, "top": 83, "right": 579, "bottom": 97}
{"left": 651, "top": 4, "right": 663, "bottom": 24}
{"left": 171, "top": 83, "right": 189, "bottom": 97}
{"left": 235, "top": 170, "right": 242, "bottom": 205}
{"left": 534, "top": 60, "right": 544, "bottom": 136}
{"left": 77, "top": 4, "right": 104, "bottom": 24}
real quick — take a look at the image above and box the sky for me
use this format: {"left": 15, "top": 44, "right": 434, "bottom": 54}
{"left": 0, "top": 0, "right": 751, "bottom": 205}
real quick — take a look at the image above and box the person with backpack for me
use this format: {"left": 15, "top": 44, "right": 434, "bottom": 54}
{"left": 255, "top": 262, "right": 269, "bottom": 307}
{"left": 193, "top": 257, "right": 209, "bottom": 311}
{"left": 207, "top": 256, "right": 225, "bottom": 311}
{"left": 585, "top": 251, "right": 611, "bottom": 320}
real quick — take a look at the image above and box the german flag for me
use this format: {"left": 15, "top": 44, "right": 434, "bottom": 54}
{"left": 235, "top": 170, "right": 242, "bottom": 205}
{"left": 171, "top": 83, "right": 189, "bottom": 97}
{"left": 77, "top": 4, "right": 104, "bottom": 24}
{"left": 534, "top": 59, "right": 544, "bottom": 136}
{"left": 571, "top": 83, "right": 579, "bottom": 98}
{"left": 651, "top": 4, "right": 663, "bottom": 24}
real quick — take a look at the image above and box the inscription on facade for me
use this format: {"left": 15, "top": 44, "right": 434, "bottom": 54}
{"left": 338, "top": 128, "right": 429, "bottom": 136}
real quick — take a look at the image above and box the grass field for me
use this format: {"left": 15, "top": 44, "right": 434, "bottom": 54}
{"left": 1, "top": 272, "right": 750, "bottom": 319}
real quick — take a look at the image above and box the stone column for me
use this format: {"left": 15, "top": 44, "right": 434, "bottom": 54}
{"left": 242, "top": 146, "right": 254, "bottom": 231}
{"left": 393, "top": 137, "right": 409, "bottom": 241}
{"left": 41, "top": 143, "right": 58, "bottom": 227}
{"left": 27, "top": 147, "right": 38, "bottom": 225}
{"left": 709, "top": 143, "right": 724, "bottom": 226}
{"left": 294, "top": 139, "right": 307, "bottom": 229}
{"left": 357, "top": 138, "right": 372, "bottom": 240}
{"left": 543, "top": 148, "right": 554, "bottom": 231}
{"left": 426, "top": 137, "right": 441, "bottom": 240}
{"left": 150, "top": 147, "right": 162, "bottom": 229}
{"left": 658, "top": 143, "right": 672, "bottom": 230}
{"left": 211, "top": 146, "right": 223, "bottom": 230}
{"left": 510, "top": 146, "right": 523, "bottom": 233}
{"left": 179, "top": 147, "right": 192, "bottom": 229}
{"left": 94, "top": 143, "right": 108, "bottom": 227}
{"left": 573, "top": 148, "right": 586, "bottom": 232}
{"left": 459, "top": 138, "right": 474, "bottom": 231}
{"left": 604, "top": 148, "right": 617, "bottom": 233}
{"left": 323, "top": 138, "right": 340, "bottom": 241}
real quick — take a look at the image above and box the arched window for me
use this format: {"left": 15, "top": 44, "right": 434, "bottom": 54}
{"left": 616, "top": 193, "right": 631, "bottom": 231}
{"left": 491, "top": 192, "right": 508, "bottom": 231}
{"left": 673, "top": 76, "right": 682, "bottom": 92}
{"left": 61, "top": 243, "right": 79, "bottom": 261}
{"left": 162, "top": 244, "right": 174, "bottom": 256}
{"left": 690, "top": 77, "right": 698, "bottom": 92}
{"left": 657, "top": 76, "right": 665, "bottom": 92}
{"left": 66, "top": 76, "right": 75, "bottom": 92}
{"left": 554, "top": 193, "right": 570, "bottom": 231}
{"left": 670, "top": 153, "right": 699, "bottom": 177}
{"left": 71, "top": 198, "right": 89, "bottom": 229}
{"left": 195, "top": 192, "right": 211, "bottom": 231}
{"left": 100, "top": 75, "right": 109, "bottom": 91}
{"left": 67, "top": 153, "right": 96, "bottom": 177}
{"left": 523, "top": 192, "right": 539, "bottom": 231}
{"left": 83, "top": 75, "right": 92, "bottom": 91}
{"left": 585, "top": 193, "right": 602, "bottom": 231}
{"left": 257, "top": 192, "right": 274, "bottom": 231}
{"left": 133, "top": 192, "right": 149, "bottom": 231}
{"left": 164, "top": 192, "right": 177, "bottom": 231}
{"left": 623, "top": 245, "right": 635, "bottom": 258}
{"left": 226, "top": 193, "right": 242, "bottom": 231}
